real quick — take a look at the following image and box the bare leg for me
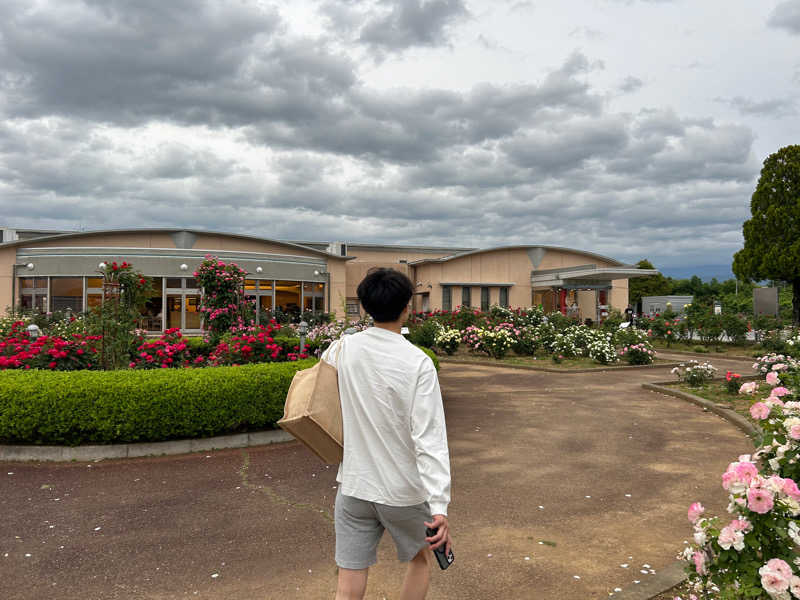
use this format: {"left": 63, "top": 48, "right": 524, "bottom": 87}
{"left": 399, "top": 548, "right": 430, "bottom": 600}
{"left": 335, "top": 567, "right": 368, "bottom": 600}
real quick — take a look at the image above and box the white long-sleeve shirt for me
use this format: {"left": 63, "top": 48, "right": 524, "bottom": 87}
{"left": 321, "top": 327, "right": 451, "bottom": 516}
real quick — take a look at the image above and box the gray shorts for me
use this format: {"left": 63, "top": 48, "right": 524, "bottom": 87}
{"left": 334, "top": 487, "right": 432, "bottom": 570}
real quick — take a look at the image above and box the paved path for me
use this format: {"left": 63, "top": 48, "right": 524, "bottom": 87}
{"left": 1, "top": 357, "right": 756, "bottom": 600}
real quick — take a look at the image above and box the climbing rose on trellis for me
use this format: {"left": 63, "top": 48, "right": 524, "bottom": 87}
{"left": 195, "top": 255, "right": 251, "bottom": 340}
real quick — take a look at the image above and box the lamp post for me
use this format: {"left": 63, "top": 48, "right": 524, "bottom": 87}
{"left": 298, "top": 320, "right": 308, "bottom": 354}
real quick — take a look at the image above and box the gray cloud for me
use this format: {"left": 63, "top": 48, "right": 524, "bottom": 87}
{"left": 715, "top": 96, "right": 798, "bottom": 118}
{"left": 618, "top": 76, "right": 644, "bottom": 94}
{"left": 0, "top": 0, "right": 769, "bottom": 271}
{"left": 768, "top": 0, "right": 800, "bottom": 35}
{"left": 358, "top": 0, "right": 469, "bottom": 51}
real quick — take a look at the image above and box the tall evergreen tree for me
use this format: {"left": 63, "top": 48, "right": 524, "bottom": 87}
{"left": 733, "top": 145, "right": 800, "bottom": 324}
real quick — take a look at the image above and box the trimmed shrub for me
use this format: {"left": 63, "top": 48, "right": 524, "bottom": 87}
{"left": 409, "top": 319, "right": 442, "bottom": 349}
{"left": 0, "top": 360, "right": 315, "bottom": 445}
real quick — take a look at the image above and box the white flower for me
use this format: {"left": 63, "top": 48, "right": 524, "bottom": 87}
{"left": 693, "top": 530, "right": 707, "bottom": 545}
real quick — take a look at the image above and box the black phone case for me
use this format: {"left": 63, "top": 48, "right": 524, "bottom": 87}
{"left": 426, "top": 527, "right": 454, "bottom": 570}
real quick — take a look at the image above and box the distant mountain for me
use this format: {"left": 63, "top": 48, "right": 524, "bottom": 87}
{"left": 658, "top": 264, "right": 734, "bottom": 282}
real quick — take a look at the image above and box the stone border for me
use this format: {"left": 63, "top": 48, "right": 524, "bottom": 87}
{"left": 439, "top": 357, "right": 682, "bottom": 374}
{"left": 612, "top": 560, "right": 687, "bottom": 600}
{"left": 653, "top": 348, "right": 757, "bottom": 361}
{"left": 0, "top": 429, "right": 294, "bottom": 462}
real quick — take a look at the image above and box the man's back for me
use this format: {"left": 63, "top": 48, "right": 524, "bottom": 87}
{"left": 323, "top": 327, "right": 450, "bottom": 515}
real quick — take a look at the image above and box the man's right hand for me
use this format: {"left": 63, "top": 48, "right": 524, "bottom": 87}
{"left": 424, "top": 514, "right": 452, "bottom": 555}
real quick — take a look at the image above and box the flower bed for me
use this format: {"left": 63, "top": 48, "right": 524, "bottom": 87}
{"left": 0, "top": 360, "right": 315, "bottom": 446}
{"left": 676, "top": 359, "right": 800, "bottom": 598}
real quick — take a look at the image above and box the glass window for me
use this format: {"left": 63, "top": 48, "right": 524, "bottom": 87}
{"left": 20, "top": 295, "right": 32, "bottom": 310}
{"left": 166, "top": 278, "right": 182, "bottom": 289}
{"left": 20, "top": 278, "right": 34, "bottom": 289}
{"left": 87, "top": 294, "right": 102, "bottom": 309}
{"left": 167, "top": 295, "right": 182, "bottom": 329}
{"left": 303, "top": 282, "right": 314, "bottom": 312}
{"left": 500, "top": 287, "right": 509, "bottom": 308}
{"left": 461, "top": 286, "right": 471, "bottom": 308}
{"left": 245, "top": 279, "right": 257, "bottom": 291}
{"left": 141, "top": 278, "right": 163, "bottom": 331}
{"left": 275, "top": 280, "right": 301, "bottom": 318}
{"left": 185, "top": 295, "right": 202, "bottom": 329}
{"left": 258, "top": 280, "right": 273, "bottom": 292}
{"left": 481, "top": 287, "right": 489, "bottom": 312}
{"left": 86, "top": 277, "right": 103, "bottom": 288}
{"left": 442, "top": 286, "right": 451, "bottom": 312}
{"left": 51, "top": 277, "right": 83, "bottom": 312}
{"left": 185, "top": 278, "right": 198, "bottom": 290}
{"left": 346, "top": 299, "right": 360, "bottom": 316}
{"left": 259, "top": 295, "right": 273, "bottom": 317}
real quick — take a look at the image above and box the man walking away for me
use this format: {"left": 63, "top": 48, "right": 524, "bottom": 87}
{"left": 322, "top": 268, "right": 452, "bottom": 600}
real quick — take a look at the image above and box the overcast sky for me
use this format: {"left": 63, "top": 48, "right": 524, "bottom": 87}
{"left": 1, "top": 0, "right": 798, "bottom": 273}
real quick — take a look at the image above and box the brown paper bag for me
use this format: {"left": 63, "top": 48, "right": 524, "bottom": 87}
{"left": 278, "top": 354, "right": 343, "bottom": 464}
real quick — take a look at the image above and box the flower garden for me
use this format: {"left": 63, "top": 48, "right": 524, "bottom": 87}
{"left": 392, "top": 305, "right": 662, "bottom": 368}
{"left": 648, "top": 352, "right": 800, "bottom": 599}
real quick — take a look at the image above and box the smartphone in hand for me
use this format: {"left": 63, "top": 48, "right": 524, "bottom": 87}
{"left": 426, "top": 527, "right": 455, "bottom": 570}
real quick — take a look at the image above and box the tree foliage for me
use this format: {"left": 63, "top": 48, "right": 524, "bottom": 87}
{"left": 733, "top": 144, "right": 800, "bottom": 324}
{"left": 628, "top": 259, "right": 671, "bottom": 305}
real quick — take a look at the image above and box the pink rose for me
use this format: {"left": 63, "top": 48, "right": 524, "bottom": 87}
{"left": 783, "top": 478, "right": 800, "bottom": 502}
{"left": 766, "top": 371, "right": 780, "bottom": 386}
{"left": 750, "top": 402, "right": 770, "bottom": 420}
{"left": 771, "top": 386, "right": 791, "bottom": 398}
{"left": 692, "top": 551, "right": 707, "bottom": 575}
{"left": 790, "top": 424, "right": 800, "bottom": 441}
{"left": 747, "top": 486, "right": 774, "bottom": 514}
{"left": 734, "top": 461, "right": 758, "bottom": 484}
{"left": 739, "top": 381, "right": 758, "bottom": 395}
{"left": 687, "top": 502, "right": 705, "bottom": 524}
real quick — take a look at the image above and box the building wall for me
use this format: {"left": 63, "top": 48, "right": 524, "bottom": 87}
{"left": 0, "top": 246, "right": 16, "bottom": 312}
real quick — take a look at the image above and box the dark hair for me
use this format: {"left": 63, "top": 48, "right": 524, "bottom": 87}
{"left": 357, "top": 268, "right": 414, "bottom": 323}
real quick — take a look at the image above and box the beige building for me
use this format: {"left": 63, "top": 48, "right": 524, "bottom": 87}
{"left": 0, "top": 228, "right": 656, "bottom": 331}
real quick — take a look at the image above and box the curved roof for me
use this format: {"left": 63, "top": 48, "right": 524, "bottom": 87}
{"left": 409, "top": 245, "right": 627, "bottom": 267}
{"left": 0, "top": 228, "right": 350, "bottom": 260}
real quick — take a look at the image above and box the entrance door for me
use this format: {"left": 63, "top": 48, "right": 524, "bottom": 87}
{"left": 421, "top": 293, "right": 430, "bottom": 312}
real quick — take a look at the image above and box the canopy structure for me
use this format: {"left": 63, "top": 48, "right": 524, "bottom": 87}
{"left": 532, "top": 264, "right": 659, "bottom": 290}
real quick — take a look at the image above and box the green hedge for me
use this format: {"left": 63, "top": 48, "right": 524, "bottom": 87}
{"left": 418, "top": 346, "right": 440, "bottom": 371}
{"left": 0, "top": 359, "right": 316, "bottom": 446}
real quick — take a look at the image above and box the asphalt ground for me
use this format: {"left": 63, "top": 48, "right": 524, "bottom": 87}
{"left": 1, "top": 355, "right": 757, "bottom": 600}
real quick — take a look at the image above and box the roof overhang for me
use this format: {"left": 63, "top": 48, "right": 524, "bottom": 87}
{"left": 532, "top": 266, "right": 660, "bottom": 288}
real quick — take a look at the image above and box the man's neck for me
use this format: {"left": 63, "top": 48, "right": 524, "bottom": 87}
{"left": 374, "top": 320, "right": 402, "bottom": 334}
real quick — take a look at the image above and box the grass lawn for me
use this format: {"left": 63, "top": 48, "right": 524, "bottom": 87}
{"left": 439, "top": 347, "right": 675, "bottom": 370}
{"left": 650, "top": 339, "right": 761, "bottom": 358}
{"left": 664, "top": 379, "right": 762, "bottom": 423}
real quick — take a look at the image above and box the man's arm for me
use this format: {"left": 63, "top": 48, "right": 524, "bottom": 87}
{"left": 410, "top": 358, "right": 451, "bottom": 517}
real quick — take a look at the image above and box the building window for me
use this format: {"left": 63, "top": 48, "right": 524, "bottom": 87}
{"left": 461, "top": 286, "right": 471, "bottom": 308}
{"left": 481, "top": 287, "right": 490, "bottom": 312}
{"left": 346, "top": 298, "right": 360, "bottom": 316}
{"left": 303, "top": 282, "right": 325, "bottom": 314}
{"left": 276, "top": 281, "right": 301, "bottom": 319}
{"left": 50, "top": 277, "right": 83, "bottom": 313}
{"left": 442, "top": 286, "right": 451, "bottom": 312}
{"left": 19, "top": 277, "right": 48, "bottom": 312}
{"left": 500, "top": 287, "right": 509, "bottom": 308}
{"left": 166, "top": 277, "right": 201, "bottom": 331}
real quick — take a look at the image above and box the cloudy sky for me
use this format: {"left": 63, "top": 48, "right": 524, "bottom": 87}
{"left": 1, "top": 0, "right": 799, "bottom": 276}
